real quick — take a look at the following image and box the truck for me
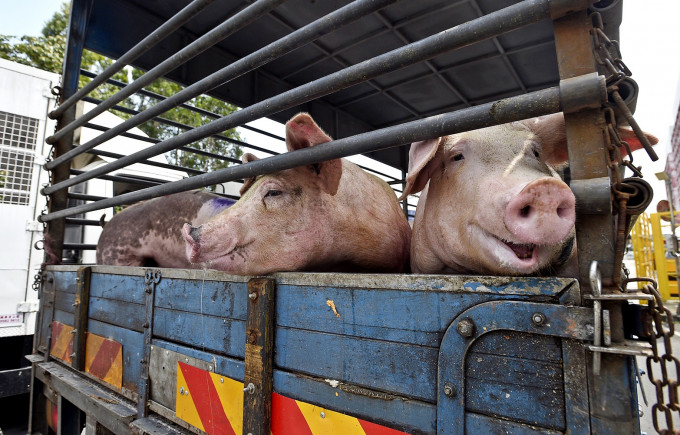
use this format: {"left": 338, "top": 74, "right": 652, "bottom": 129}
{"left": 25, "top": 0, "right": 678, "bottom": 434}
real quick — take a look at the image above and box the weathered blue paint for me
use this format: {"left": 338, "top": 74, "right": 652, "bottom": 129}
{"left": 43, "top": 268, "right": 602, "bottom": 434}
{"left": 437, "top": 301, "right": 593, "bottom": 434}
{"left": 465, "top": 412, "right": 562, "bottom": 434}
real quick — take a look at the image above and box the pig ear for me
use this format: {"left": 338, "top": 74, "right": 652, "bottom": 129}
{"left": 527, "top": 113, "right": 658, "bottom": 164}
{"left": 398, "top": 138, "right": 442, "bottom": 200}
{"left": 239, "top": 153, "right": 260, "bottom": 195}
{"left": 285, "top": 113, "right": 342, "bottom": 195}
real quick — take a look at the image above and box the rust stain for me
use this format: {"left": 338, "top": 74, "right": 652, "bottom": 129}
{"left": 326, "top": 299, "right": 341, "bottom": 318}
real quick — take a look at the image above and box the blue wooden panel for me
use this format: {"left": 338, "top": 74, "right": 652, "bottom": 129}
{"left": 152, "top": 307, "right": 245, "bottom": 358}
{"left": 55, "top": 291, "right": 75, "bottom": 315}
{"left": 154, "top": 277, "right": 248, "bottom": 320}
{"left": 88, "top": 296, "right": 145, "bottom": 332}
{"left": 152, "top": 339, "right": 436, "bottom": 434}
{"left": 469, "top": 330, "right": 563, "bottom": 363}
{"left": 275, "top": 327, "right": 438, "bottom": 403}
{"left": 54, "top": 309, "right": 74, "bottom": 326}
{"left": 465, "top": 412, "right": 561, "bottom": 434}
{"left": 87, "top": 318, "right": 144, "bottom": 393}
{"left": 53, "top": 271, "right": 77, "bottom": 294}
{"left": 275, "top": 284, "right": 557, "bottom": 348}
{"left": 89, "top": 273, "right": 146, "bottom": 304}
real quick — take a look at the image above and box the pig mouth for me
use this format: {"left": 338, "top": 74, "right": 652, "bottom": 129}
{"left": 503, "top": 241, "right": 536, "bottom": 261}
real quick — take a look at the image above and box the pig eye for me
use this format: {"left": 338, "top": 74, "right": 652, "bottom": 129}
{"left": 451, "top": 153, "right": 464, "bottom": 162}
{"left": 533, "top": 150, "right": 540, "bottom": 158}
{"left": 264, "top": 189, "right": 282, "bottom": 198}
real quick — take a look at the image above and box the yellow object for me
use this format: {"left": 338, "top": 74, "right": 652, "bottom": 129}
{"left": 631, "top": 212, "right": 679, "bottom": 301}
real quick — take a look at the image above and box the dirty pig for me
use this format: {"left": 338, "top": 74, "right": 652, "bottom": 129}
{"left": 96, "top": 191, "right": 234, "bottom": 267}
{"left": 400, "top": 113, "right": 657, "bottom": 276}
{"left": 183, "top": 113, "right": 411, "bottom": 275}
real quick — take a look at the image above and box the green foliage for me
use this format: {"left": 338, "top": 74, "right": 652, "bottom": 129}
{"left": 0, "top": 1, "right": 243, "bottom": 177}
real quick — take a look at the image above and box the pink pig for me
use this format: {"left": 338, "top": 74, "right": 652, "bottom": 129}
{"left": 183, "top": 113, "right": 411, "bottom": 274}
{"left": 400, "top": 113, "right": 657, "bottom": 276}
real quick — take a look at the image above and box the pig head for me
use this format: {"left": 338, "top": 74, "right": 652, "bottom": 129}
{"left": 400, "top": 113, "right": 657, "bottom": 276}
{"left": 96, "top": 191, "right": 234, "bottom": 267}
{"left": 183, "top": 113, "right": 411, "bottom": 275}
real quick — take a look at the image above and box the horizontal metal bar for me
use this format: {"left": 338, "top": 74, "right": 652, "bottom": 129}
{"left": 63, "top": 243, "right": 97, "bottom": 251}
{"left": 65, "top": 218, "right": 104, "bottom": 226}
{"left": 43, "top": 0, "right": 553, "bottom": 195}
{"left": 46, "top": 0, "right": 286, "bottom": 145}
{"left": 78, "top": 68, "right": 286, "bottom": 143}
{"left": 81, "top": 121, "right": 246, "bottom": 163}
{"left": 49, "top": 0, "right": 217, "bottom": 119}
{"left": 86, "top": 146, "right": 205, "bottom": 176}
{"left": 39, "top": 86, "right": 561, "bottom": 221}
{"left": 68, "top": 192, "right": 107, "bottom": 202}
{"left": 46, "top": 0, "right": 391, "bottom": 168}
{"left": 70, "top": 169, "right": 165, "bottom": 187}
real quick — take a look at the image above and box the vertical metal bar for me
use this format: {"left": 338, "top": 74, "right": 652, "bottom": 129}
{"left": 138, "top": 269, "right": 161, "bottom": 418}
{"left": 45, "top": 0, "right": 92, "bottom": 266}
{"left": 553, "top": 9, "right": 637, "bottom": 433}
{"left": 243, "top": 278, "right": 276, "bottom": 435}
{"left": 72, "top": 266, "right": 91, "bottom": 371}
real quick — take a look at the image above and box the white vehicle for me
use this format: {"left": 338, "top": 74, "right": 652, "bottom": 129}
{"left": 0, "top": 59, "right": 186, "bottom": 400}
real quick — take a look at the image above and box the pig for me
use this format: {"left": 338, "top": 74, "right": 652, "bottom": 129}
{"left": 183, "top": 113, "right": 411, "bottom": 275}
{"left": 96, "top": 191, "right": 235, "bottom": 267}
{"left": 399, "top": 113, "right": 657, "bottom": 276}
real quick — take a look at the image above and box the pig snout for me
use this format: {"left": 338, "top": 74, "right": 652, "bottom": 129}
{"left": 504, "top": 178, "right": 575, "bottom": 246}
{"left": 183, "top": 223, "right": 203, "bottom": 263}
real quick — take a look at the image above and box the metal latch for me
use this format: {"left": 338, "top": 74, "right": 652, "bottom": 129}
{"left": 17, "top": 301, "right": 39, "bottom": 313}
{"left": 585, "top": 261, "right": 653, "bottom": 375}
{"left": 26, "top": 221, "right": 43, "bottom": 232}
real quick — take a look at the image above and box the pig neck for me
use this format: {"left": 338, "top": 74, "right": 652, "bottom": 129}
{"left": 325, "top": 161, "right": 410, "bottom": 273}
{"left": 410, "top": 183, "right": 458, "bottom": 274}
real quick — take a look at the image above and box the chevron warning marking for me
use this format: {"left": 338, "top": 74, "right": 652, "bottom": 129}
{"left": 49, "top": 321, "right": 123, "bottom": 388}
{"left": 175, "top": 361, "right": 410, "bottom": 435}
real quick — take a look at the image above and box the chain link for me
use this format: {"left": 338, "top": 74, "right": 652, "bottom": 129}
{"left": 591, "top": 13, "right": 679, "bottom": 433}
{"left": 31, "top": 85, "right": 61, "bottom": 292}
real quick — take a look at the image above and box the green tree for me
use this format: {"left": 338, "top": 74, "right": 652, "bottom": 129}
{"left": 1, "top": 2, "right": 243, "bottom": 175}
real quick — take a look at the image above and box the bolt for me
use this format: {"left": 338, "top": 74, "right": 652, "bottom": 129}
{"left": 532, "top": 312, "right": 546, "bottom": 326}
{"left": 443, "top": 382, "right": 456, "bottom": 398}
{"left": 140, "top": 358, "right": 146, "bottom": 364}
{"left": 180, "top": 387, "right": 185, "bottom": 395}
{"left": 209, "top": 366, "right": 213, "bottom": 371}
{"left": 248, "top": 292, "right": 258, "bottom": 301}
{"left": 456, "top": 319, "right": 475, "bottom": 338}
{"left": 145, "top": 287, "right": 152, "bottom": 294}
{"left": 220, "top": 378, "right": 224, "bottom": 383}
{"left": 142, "top": 322, "right": 149, "bottom": 329}
{"left": 320, "top": 412, "right": 326, "bottom": 419}
{"left": 244, "top": 383, "right": 255, "bottom": 394}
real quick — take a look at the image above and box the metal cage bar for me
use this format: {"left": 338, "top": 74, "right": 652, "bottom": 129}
{"left": 39, "top": 85, "right": 561, "bottom": 221}
{"left": 46, "top": 0, "right": 397, "bottom": 170}
{"left": 48, "top": 0, "right": 217, "bottom": 119}
{"left": 43, "top": 0, "right": 557, "bottom": 197}
{"left": 46, "top": 0, "right": 287, "bottom": 146}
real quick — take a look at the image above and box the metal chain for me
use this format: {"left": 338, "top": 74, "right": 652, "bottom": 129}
{"left": 591, "top": 13, "right": 679, "bottom": 433}
{"left": 31, "top": 85, "right": 61, "bottom": 292}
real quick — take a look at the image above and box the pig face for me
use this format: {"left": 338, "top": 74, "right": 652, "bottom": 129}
{"left": 184, "top": 113, "right": 411, "bottom": 275}
{"left": 401, "top": 114, "right": 657, "bottom": 276}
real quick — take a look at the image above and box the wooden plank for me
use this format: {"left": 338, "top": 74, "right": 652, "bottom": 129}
{"left": 150, "top": 339, "right": 435, "bottom": 434}
{"left": 35, "top": 362, "right": 136, "bottom": 435}
{"left": 87, "top": 318, "right": 145, "bottom": 393}
{"left": 130, "top": 417, "right": 188, "bottom": 435}
{"left": 243, "top": 278, "right": 276, "bottom": 435}
{"left": 468, "top": 331, "right": 563, "bottom": 363}
{"left": 465, "top": 412, "right": 561, "bottom": 435}
{"left": 274, "top": 327, "right": 438, "bottom": 403}
{"left": 88, "top": 297, "right": 145, "bottom": 333}
{"left": 152, "top": 307, "right": 245, "bottom": 358}
{"left": 154, "top": 277, "right": 248, "bottom": 319}
{"left": 89, "top": 273, "right": 146, "bottom": 304}
{"left": 73, "top": 266, "right": 92, "bottom": 371}
{"left": 465, "top": 353, "right": 564, "bottom": 391}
